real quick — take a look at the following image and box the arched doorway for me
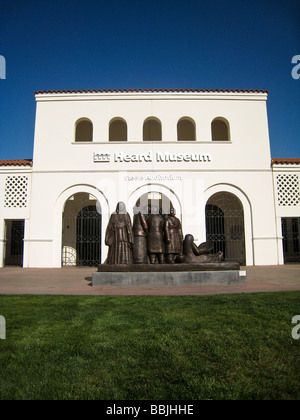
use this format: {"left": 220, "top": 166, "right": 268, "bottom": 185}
{"left": 62, "top": 193, "right": 102, "bottom": 266}
{"left": 205, "top": 192, "right": 245, "bottom": 264}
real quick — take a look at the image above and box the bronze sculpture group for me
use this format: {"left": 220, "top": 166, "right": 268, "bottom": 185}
{"left": 105, "top": 201, "right": 223, "bottom": 265}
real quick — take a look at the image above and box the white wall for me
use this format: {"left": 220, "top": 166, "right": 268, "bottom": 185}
{"left": 24, "top": 90, "right": 280, "bottom": 267}
{"left": 0, "top": 167, "right": 32, "bottom": 267}
{"left": 272, "top": 163, "right": 300, "bottom": 264}
{"left": 33, "top": 91, "right": 271, "bottom": 172}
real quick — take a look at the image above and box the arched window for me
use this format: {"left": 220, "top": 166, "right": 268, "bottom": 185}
{"left": 143, "top": 117, "right": 162, "bottom": 141}
{"left": 75, "top": 118, "right": 93, "bottom": 142}
{"left": 177, "top": 117, "right": 196, "bottom": 141}
{"left": 211, "top": 118, "right": 230, "bottom": 141}
{"left": 109, "top": 118, "right": 127, "bottom": 141}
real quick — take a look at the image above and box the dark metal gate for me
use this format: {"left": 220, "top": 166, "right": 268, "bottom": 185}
{"left": 205, "top": 192, "right": 246, "bottom": 265}
{"left": 76, "top": 205, "right": 102, "bottom": 266}
{"left": 281, "top": 218, "right": 300, "bottom": 263}
{"left": 4, "top": 220, "right": 25, "bottom": 266}
{"left": 62, "top": 193, "right": 102, "bottom": 267}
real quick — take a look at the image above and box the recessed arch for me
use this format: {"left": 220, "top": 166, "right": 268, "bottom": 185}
{"left": 62, "top": 192, "right": 102, "bottom": 267}
{"left": 177, "top": 117, "right": 196, "bottom": 141}
{"left": 109, "top": 117, "right": 127, "bottom": 141}
{"left": 204, "top": 184, "right": 253, "bottom": 265}
{"left": 53, "top": 185, "right": 109, "bottom": 267}
{"left": 143, "top": 117, "right": 162, "bottom": 141}
{"left": 75, "top": 118, "right": 93, "bottom": 142}
{"left": 205, "top": 191, "right": 245, "bottom": 264}
{"left": 211, "top": 117, "right": 230, "bottom": 141}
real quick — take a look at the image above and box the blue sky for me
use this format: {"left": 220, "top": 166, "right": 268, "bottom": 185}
{"left": 0, "top": 0, "right": 299, "bottom": 160}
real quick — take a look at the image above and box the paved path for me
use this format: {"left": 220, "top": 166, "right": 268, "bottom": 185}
{"left": 0, "top": 265, "right": 299, "bottom": 295}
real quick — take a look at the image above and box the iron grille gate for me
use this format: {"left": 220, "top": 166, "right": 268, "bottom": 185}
{"left": 10, "top": 220, "right": 25, "bottom": 259}
{"left": 62, "top": 195, "right": 102, "bottom": 267}
{"left": 76, "top": 205, "right": 102, "bottom": 266}
{"left": 281, "top": 218, "right": 300, "bottom": 263}
{"left": 205, "top": 192, "right": 246, "bottom": 265}
{"left": 4, "top": 220, "right": 25, "bottom": 266}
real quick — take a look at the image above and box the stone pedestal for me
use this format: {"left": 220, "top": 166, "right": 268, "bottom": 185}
{"left": 92, "top": 263, "right": 246, "bottom": 287}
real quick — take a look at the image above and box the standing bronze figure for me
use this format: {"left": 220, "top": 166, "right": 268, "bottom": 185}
{"left": 132, "top": 206, "right": 148, "bottom": 264}
{"left": 165, "top": 207, "right": 183, "bottom": 263}
{"left": 147, "top": 206, "right": 166, "bottom": 264}
{"left": 105, "top": 202, "right": 134, "bottom": 264}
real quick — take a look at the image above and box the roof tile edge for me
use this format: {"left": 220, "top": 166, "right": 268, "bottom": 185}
{"left": 0, "top": 159, "right": 33, "bottom": 167}
{"left": 271, "top": 158, "right": 300, "bottom": 165}
{"left": 34, "top": 88, "right": 269, "bottom": 95}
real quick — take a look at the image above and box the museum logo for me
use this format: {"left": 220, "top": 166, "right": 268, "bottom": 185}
{"left": 94, "top": 151, "right": 212, "bottom": 164}
{"left": 0, "top": 56, "right": 6, "bottom": 79}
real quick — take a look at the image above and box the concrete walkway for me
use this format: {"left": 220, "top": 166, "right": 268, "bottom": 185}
{"left": 0, "top": 265, "right": 299, "bottom": 295}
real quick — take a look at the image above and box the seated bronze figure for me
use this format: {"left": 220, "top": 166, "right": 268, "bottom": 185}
{"left": 176, "top": 234, "right": 223, "bottom": 263}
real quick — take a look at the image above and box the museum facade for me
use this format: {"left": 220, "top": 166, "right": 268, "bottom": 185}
{"left": 0, "top": 88, "right": 299, "bottom": 267}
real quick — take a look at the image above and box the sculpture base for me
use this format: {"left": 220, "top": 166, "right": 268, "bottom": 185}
{"left": 92, "top": 263, "right": 246, "bottom": 287}
{"left": 97, "top": 262, "right": 240, "bottom": 272}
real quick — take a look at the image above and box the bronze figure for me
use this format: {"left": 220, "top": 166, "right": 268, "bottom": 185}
{"left": 103, "top": 201, "right": 225, "bottom": 268}
{"left": 165, "top": 207, "right": 183, "bottom": 263}
{"left": 176, "top": 234, "right": 223, "bottom": 263}
{"left": 105, "top": 202, "right": 134, "bottom": 264}
{"left": 146, "top": 206, "right": 166, "bottom": 264}
{"left": 132, "top": 205, "right": 148, "bottom": 264}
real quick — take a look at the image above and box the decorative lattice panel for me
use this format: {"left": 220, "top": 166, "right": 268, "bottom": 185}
{"left": 277, "top": 174, "right": 300, "bottom": 206}
{"left": 4, "top": 176, "right": 28, "bottom": 208}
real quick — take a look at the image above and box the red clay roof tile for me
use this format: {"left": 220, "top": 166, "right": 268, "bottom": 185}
{"left": 0, "top": 159, "right": 33, "bottom": 167}
{"left": 34, "top": 88, "right": 269, "bottom": 95}
{"left": 271, "top": 158, "right": 300, "bottom": 165}
{"left": 1, "top": 158, "right": 299, "bottom": 167}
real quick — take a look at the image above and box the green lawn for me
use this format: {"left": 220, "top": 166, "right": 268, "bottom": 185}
{"left": 0, "top": 292, "right": 299, "bottom": 400}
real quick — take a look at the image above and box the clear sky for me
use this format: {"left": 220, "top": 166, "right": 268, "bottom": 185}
{"left": 0, "top": 0, "right": 299, "bottom": 160}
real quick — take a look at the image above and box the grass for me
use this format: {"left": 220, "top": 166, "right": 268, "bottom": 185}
{"left": 0, "top": 292, "right": 299, "bottom": 400}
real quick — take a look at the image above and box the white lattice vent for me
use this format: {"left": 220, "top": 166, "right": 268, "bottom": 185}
{"left": 4, "top": 176, "right": 28, "bottom": 208}
{"left": 277, "top": 174, "right": 300, "bottom": 206}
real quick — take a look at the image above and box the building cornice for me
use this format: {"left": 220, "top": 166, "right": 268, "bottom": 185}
{"left": 34, "top": 88, "right": 269, "bottom": 102}
{"left": 0, "top": 159, "right": 32, "bottom": 167}
{"left": 34, "top": 88, "right": 269, "bottom": 95}
{"left": 271, "top": 158, "right": 300, "bottom": 166}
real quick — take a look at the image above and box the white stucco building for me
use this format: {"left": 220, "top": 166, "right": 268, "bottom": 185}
{"left": 0, "top": 88, "right": 299, "bottom": 268}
